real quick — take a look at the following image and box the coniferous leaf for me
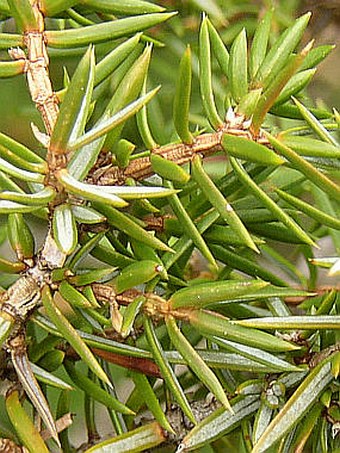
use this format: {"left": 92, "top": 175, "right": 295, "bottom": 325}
{"left": 199, "top": 15, "right": 223, "bottom": 129}
{"left": 207, "top": 17, "right": 229, "bottom": 77}
{"left": 230, "top": 157, "right": 316, "bottom": 245}
{"left": 80, "top": 0, "right": 165, "bottom": 15}
{"left": 94, "top": 33, "right": 142, "bottom": 87}
{"left": 6, "top": 390, "right": 49, "bottom": 453}
{"left": 67, "top": 87, "right": 159, "bottom": 153}
{"left": 45, "top": 13, "right": 177, "bottom": 48}
{"left": 105, "top": 45, "right": 154, "bottom": 150}
{"left": 192, "top": 155, "right": 258, "bottom": 252}
{"left": 93, "top": 202, "right": 173, "bottom": 252}
{"left": 7, "top": 213, "right": 35, "bottom": 260}
{"left": 57, "top": 169, "right": 128, "bottom": 207}
{"left": 50, "top": 46, "right": 95, "bottom": 156}
{"left": 254, "top": 12, "right": 311, "bottom": 88}
{"left": 151, "top": 154, "right": 190, "bottom": 184}
{"left": 249, "top": 9, "right": 272, "bottom": 79}
{"left": 64, "top": 360, "right": 134, "bottom": 415}
{"left": 0, "top": 187, "right": 55, "bottom": 205}
{"left": 41, "top": 286, "right": 111, "bottom": 387}
{"left": 0, "top": 134, "right": 44, "bottom": 164}
{"left": 30, "top": 362, "right": 74, "bottom": 390}
{"left": 0, "top": 157, "right": 44, "bottom": 183}
{"left": 136, "top": 78, "right": 158, "bottom": 150}
{"left": 165, "top": 180, "right": 217, "bottom": 267}
{"left": 276, "top": 188, "right": 340, "bottom": 230}
{"left": 85, "top": 422, "right": 166, "bottom": 453}
{"left": 274, "top": 68, "right": 316, "bottom": 105}
{"left": 188, "top": 309, "right": 298, "bottom": 352}
{"left": 144, "top": 316, "right": 196, "bottom": 425}
{"left": 11, "top": 344, "right": 59, "bottom": 444}
{"left": 253, "top": 355, "right": 336, "bottom": 452}
{"left": 167, "top": 316, "right": 232, "bottom": 411}
{"left": 229, "top": 28, "right": 248, "bottom": 102}
{"left": 210, "top": 336, "right": 303, "bottom": 372}
{"left": 53, "top": 204, "right": 78, "bottom": 255}
{"left": 173, "top": 45, "right": 193, "bottom": 144}
{"left": 234, "top": 315, "right": 340, "bottom": 330}
{"left": 113, "top": 260, "right": 164, "bottom": 293}
{"left": 280, "top": 135, "right": 340, "bottom": 158}
{"left": 293, "top": 97, "right": 338, "bottom": 146}
{"left": 266, "top": 132, "right": 340, "bottom": 201}
{"left": 300, "top": 44, "right": 335, "bottom": 70}
{"left": 0, "top": 200, "right": 43, "bottom": 213}
{"left": 0, "top": 32, "right": 22, "bottom": 48}
{"left": 131, "top": 371, "right": 175, "bottom": 433}
{"left": 179, "top": 396, "right": 261, "bottom": 451}
{"left": 0, "top": 59, "right": 25, "bottom": 77}
{"left": 7, "top": 0, "right": 38, "bottom": 32}
{"left": 169, "top": 279, "right": 268, "bottom": 309}
{"left": 71, "top": 205, "right": 106, "bottom": 224}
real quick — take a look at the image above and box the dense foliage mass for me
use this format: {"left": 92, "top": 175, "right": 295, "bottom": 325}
{"left": 0, "top": 1, "right": 338, "bottom": 452}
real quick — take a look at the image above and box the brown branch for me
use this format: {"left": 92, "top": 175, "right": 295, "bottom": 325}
{"left": 91, "top": 348, "right": 162, "bottom": 378}
{"left": 24, "top": 2, "right": 59, "bottom": 136}
{"left": 24, "top": 30, "right": 58, "bottom": 136}
{"left": 0, "top": 3, "right": 65, "bottom": 344}
{"left": 89, "top": 132, "right": 223, "bottom": 185}
{"left": 88, "top": 109, "right": 269, "bottom": 186}
{"left": 10, "top": 2, "right": 64, "bottom": 176}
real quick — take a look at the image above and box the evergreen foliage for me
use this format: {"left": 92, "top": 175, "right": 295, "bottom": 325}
{"left": 0, "top": 1, "right": 338, "bottom": 452}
